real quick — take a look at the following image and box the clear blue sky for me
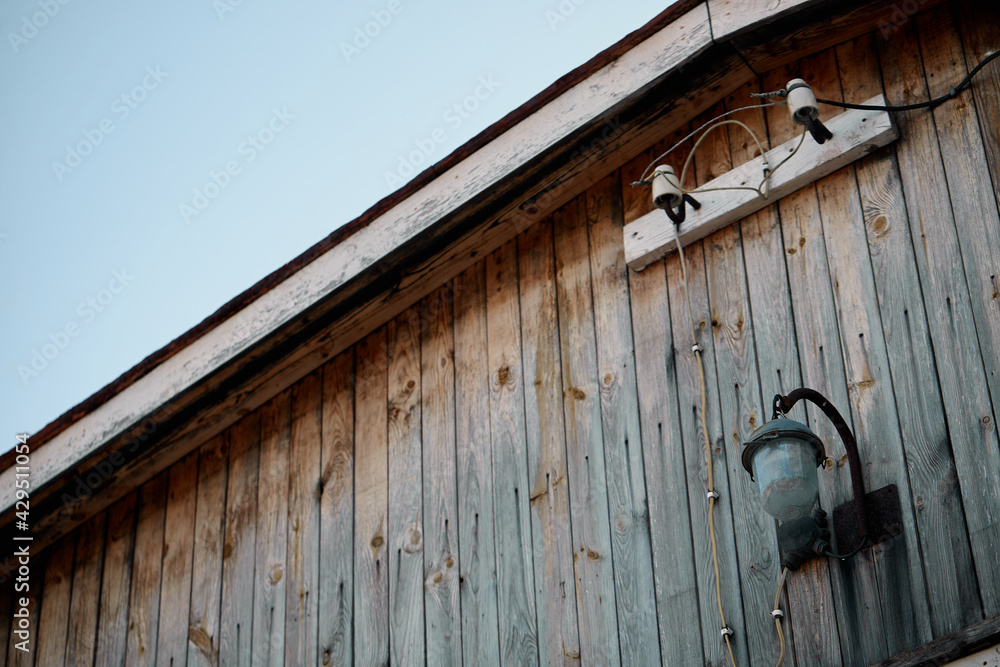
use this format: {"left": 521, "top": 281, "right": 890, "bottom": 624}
{"left": 0, "top": 0, "right": 675, "bottom": 450}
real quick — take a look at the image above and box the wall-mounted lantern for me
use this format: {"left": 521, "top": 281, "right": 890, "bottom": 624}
{"left": 741, "top": 388, "right": 903, "bottom": 570}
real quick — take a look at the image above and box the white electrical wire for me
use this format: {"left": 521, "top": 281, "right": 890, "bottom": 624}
{"left": 636, "top": 101, "right": 808, "bottom": 211}
{"left": 636, "top": 101, "right": 784, "bottom": 185}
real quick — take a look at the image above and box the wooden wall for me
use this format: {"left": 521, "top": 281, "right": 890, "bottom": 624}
{"left": 4, "top": 3, "right": 999, "bottom": 665}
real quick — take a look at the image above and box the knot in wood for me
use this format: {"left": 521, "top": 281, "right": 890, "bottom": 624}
{"left": 870, "top": 215, "right": 889, "bottom": 236}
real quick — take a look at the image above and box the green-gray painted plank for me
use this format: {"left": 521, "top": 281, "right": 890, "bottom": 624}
{"left": 703, "top": 221, "right": 782, "bottom": 666}
{"left": 809, "top": 48, "right": 932, "bottom": 655}
{"left": 252, "top": 390, "right": 291, "bottom": 667}
{"left": 622, "top": 131, "right": 705, "bottom": 666}
{"left": 518, "top": 220, "right": 583, "bottom": 665}
{"left": 286, "top": 371, "right": 322, "bottom": 666}
{"left": 354, "top": 330, "right": 390, "bottom": 667}
{"left": 485, "top": 240, "right": 541, "bottom": 666}
{"left": 718, "top": 79, "right": 829, "bottom": 665}
{"left": 420, "top": 284, "right": 463, "bottom": 666}
{"left": 918, "top": 6, "right": 1000, "bottom": 417}
{"left": 453, "top": 262, "right": 502, "bottom": 667}
{"left": 584, "top": 174, "right": 661, "bottom": 665}
{"left": 387, "top": 309, "right": 426, "bottom": 666}
{"left": 665, "top": 237, "right": 748, "bottom": 667}
{"left": 692, "top": 99, "right": 780, "bottom": 667}
{"left": 319, "top": 351, "right": 355, "bottom": 666}
{"left": 553, "top": 199, "right": 622, "bottom": 666}
{"left": 188, "top": 434, "right": 230, "bottom": 667}
{"left": 919, "top": 4, "right": 1000, "bottom": 617}
{"left": 841, "top": 32, "right": 981, "bottom": 637}
{"left": 219, "top": 413, "right": 260, "bottom": 667}
{"left": 762, "top": 59, "right": 879, "bottom": 667}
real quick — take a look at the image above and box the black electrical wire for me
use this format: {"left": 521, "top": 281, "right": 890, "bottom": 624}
{"left": 816, "top": 49, "right": 1000, "bottom": 111}
{"left": 820, "top": 538, "right": 870, "bottom": 560}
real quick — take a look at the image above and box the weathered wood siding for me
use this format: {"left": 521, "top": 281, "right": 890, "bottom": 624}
{"left": 4, "top": 3, "right": 999, "bottom": 665}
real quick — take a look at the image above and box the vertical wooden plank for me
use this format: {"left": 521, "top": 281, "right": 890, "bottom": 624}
{"left": 156, "top": 451, "right": 199, "bottom": 667}
{"left": 421, "top": 284, "right": 462, "bottom": 667}
{"left": 354, "top": 329, "right": 390, "bottom": 667}
{"left": 694, "top": 106, "right": 783, "bottom": 664}
{"left": 919, "top": 3, "right": 1000, "bottom": 617}
{"left": 66, "top": 513, "right": 107, "bottom": 667}
{"left": 688, "top": 98, "right": 788, "bottom": 665}
{"left": 319, "top": 351, "right": 355, "bottom": 667}
{"left": 621, "top": 132, "right": 704, "bottom": 667}
{"left": 485, "top": 240, "right": 540, "bottom": 666}
{"left": 453, "top": 262, "right": 502, "bottom": 667}
{"left": 518, "top": 220, "right": 582, "bottom": 665}
{"left": 95, "top": 491, "right": 137, "bottom": 667}
{"left": 552, "top": 199, "right": 621, "bottom": 666}
{"left": 34, "top": 532, "right": 75, "bottom": 665}
{"left": 8, "top": 547, "right": 43, "bottom": 667}
{"left": 840, "top": 31, "right": 982, "bottom": 637}
{"left": 285, "top": 370, "right": 322, "bottom": 667}
{"left": 584, "top": 174, "right": 661, "bottom": 664}
{"left": 957, "top": 0, "right": 1000, "bottom": 213}
{"left": 251, "top": 390, "right": 291, "bottom": 667}
{"left": 716, "top": 80, "right": 822, "bottom": 665}
{"left": 188, "top": 434, "right": 230, "bottom": 667}
{"left": 885, "top": 5, "right": 1000, "bottom": 622}
{"left": 804, "top": 47, "right": 932, "bottom": 656}
{"left": 762, "top": 59, "right": 878, "bottom": 666}
{"left": 624, "top": 261, "right": 707, "bottom": 662}
{"left": 219, "top": 412, "right": 259, "bottom": 667}
{"left": 917, "top": 4, "right": 1000, "bottom": 410}
{"left": 387, "top": 309, "right": 426, "bottom": 666}
{"left": 665, "top": 237, "right": 748, "bottom": 667}
{"left": 126, "top": 473, "right": 168, "bottom": 667}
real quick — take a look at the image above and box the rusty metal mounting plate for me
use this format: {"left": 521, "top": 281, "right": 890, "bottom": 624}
{"left": 832, "top": 483, "right": 903, "bottom": 554}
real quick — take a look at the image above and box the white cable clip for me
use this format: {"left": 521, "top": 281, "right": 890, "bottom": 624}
{"left": 691, "top": 342, "right": 703, "bottom": 355}
{"left": 707, "top": 490, "right": 720, "bottom": 501}
{"left": 720, "top": 626, "right": 734, "bottom": 639}
{"left": 771, "top": 609, "right": 784, "bottom": 620}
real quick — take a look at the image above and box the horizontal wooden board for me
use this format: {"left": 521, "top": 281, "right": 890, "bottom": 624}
{"left": 623, "top": 96, "right": 898, "bottom": 270}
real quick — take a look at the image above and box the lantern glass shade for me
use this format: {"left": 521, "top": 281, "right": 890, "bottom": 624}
{"left": 751, "top": 438, "right": 821, "bottom": 521}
